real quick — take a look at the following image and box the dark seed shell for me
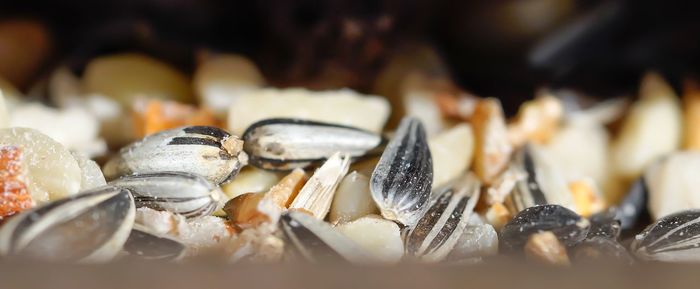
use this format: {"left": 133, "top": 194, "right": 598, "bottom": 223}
{"left": 123, "top": 225, "right": 185, "bottom": 261}
{"left": 631, "top": 210, "right": 700, "bottom": 262}
{"left": 501, "top": 205, "right": 590, "bottom": 252}
{"left": 572, "top": 237, "right": 634, "bottom": 265}
{"left": 587, "top": 208, "right": 622, "bottom": 240}
{"left": 279, "top": 210, "right": 375, "bottom": 264}
{"left": 0, "top": 186, "right": 135, "bottom": 262}
{"left": 406, "top": 173, "right": 480, "bottom": 262}
{"left": 616, "top": 177, "right": 650, "bottom": 235}
{"left": 242, "top": 118, "right": 384, "bottom": 171}
{"left": 370, "top": 117, "right": 433, "bottom": 227}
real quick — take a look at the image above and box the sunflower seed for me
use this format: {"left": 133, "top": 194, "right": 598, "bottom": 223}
{"left": 587, "top": 208, "right": 621, "bottom": 240}
{"left": 288, "top": 152, "right": 350, "bottom": 219}
{"left": 242, "top": 118, "right": 384, "bottom": 171}
{"left": 632, "top": 210, "right": 700, "bottom": 262}
{"left": 279, "top": 210, "right": 376, "bottom": 264}
{"left": 615, "top": 177, "right": 650, "bottom": 233}
{"left": 0, "top": 186, "right": 135, "bottom": 262}
{"left": 103, "top": 126, "right": 248, "bottom": 184}
{"left": 501, "top": 205, "right": 590, "bottom": 252}
{"left": 123, "top": 224, "right": 185, "bottom": 261}
{"left": 572, "top": 237, "right": 633, "bottom": 265}
{"left": 370, "top": 117, "right": 432, "bottom": 227}
{"left": 406, "top": 173, "right": 480, "bottom": 262}
{"left": 109, "top": 172, "right": 222, "bottom": 218}
{"left": 505, "top": 144, "right": 576, "bottom": 214}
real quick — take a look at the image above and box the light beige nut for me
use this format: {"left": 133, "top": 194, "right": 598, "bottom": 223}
{"left": 524, "top": 231, "right": 570, "bottom": 266}
{"left": 471, "top": 98, "right": 513, "bottom": 184}
{"left": 329, "top": 171, "right": 378, "bottom": 224}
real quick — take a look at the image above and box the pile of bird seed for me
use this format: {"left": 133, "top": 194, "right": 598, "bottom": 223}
{"left": 0, "top": 52, "right": 698, "bottom": 265}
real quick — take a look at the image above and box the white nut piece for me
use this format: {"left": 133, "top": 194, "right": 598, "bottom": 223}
{"left": 194, "top": 53, "right": 264, "bottom": 117}
{"left": 227, "top": 88, "right": 390, "bottom": 135}
{"left": 429, "top": 123, "right": 474, "bottom": 188}
{"left": 611, "top": 72, "right": 681, "bottom": 182}
{"left": 0, "top": 127, "right": 81, "bottom": 203}
{"left": 71, "top": 151, "right": 107, "bottom": 191}
{"left": 329, "top": 171, "right": 378, "bottom": 224}
{"left": 336, "top": 215, "right": 404, "bottom": 263}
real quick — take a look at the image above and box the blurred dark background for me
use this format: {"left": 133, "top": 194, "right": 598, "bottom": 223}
{"left": 1, "top": 0, "right": 699, "bottom": 114}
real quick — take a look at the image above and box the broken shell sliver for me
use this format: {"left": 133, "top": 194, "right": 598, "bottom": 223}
{"left": 289, "top": 152, "right": 351, "bottom": 220}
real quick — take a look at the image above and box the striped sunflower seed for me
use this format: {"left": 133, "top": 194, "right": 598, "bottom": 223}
{"left": 103, "top": 126, "right": 248, "bottom": 184}
{"left": 279, "top": 210, "right": 376, "bottom": 264}
{"left": 242, "top": 118, "right": 384, "bottom": 170}
{"left": 109, "top": 172, "right": 223, "bottom": 218}
{"left": 0, "top": 186, "right": 135, "bottom": 262}
{"left": 505, "top": 144, "right": 576, "bottom": 214}
{"left": 370, "top": 117, "right": 433, "bottom": 227}
{"left": 123, "top": 224, "right": 185, "bottom": 261}
{"left": 405, "top": 173, "right": 480, "bottom": 262}
{"left": 632, "top": 210, "right": 700, "bottom": 262}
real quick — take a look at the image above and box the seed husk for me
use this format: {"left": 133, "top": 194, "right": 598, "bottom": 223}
{"left": 505, "top": 145, "right": 577, "bottom": 214}
{"left": 109, "top": 172, "right": 222, "bottom": 218}
{"left": 279, "top": 210, "right": 376, "bottom": 264}
{"left": 572, "top": 237, "right": 633, "bottom": 265}
{"left": 0, "top": 186, "right": 135, "bottom": 262}
{"left": 103, "top": 126, "right": 248, "bottom": 184}
{"left": 242, "top": 118, "right": 384, "bottom": 171}
{"left": 289, "top": 152, "right": 350, "bottom": 219}
{"left": 615, "top": 177, "right": 650, "bottom": 233}
{"left": 501, "top": 205, "right": 590, "bottom": 252}
{"left": 370, "top": 117, "right": 433, "bottom": 227}
{"left": 406, "top": 173, "right": 480, "bottom": 262}
{"left": 123, "top": 224, "right": 185, "bottom": 261}
{"left": 587, "top": 208, "right": 621, "bottom": 240}
{"left": 524, "top": 231, "right": 570, "bottom": 266}
{"left": 632, "top": 210, "right": 700, "bottom": 263}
